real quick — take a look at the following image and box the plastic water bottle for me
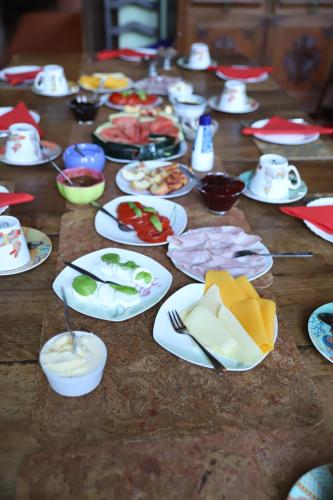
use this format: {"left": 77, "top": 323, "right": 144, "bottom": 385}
{"left": 191, "top": 114, "right": 214, "bottom": 172}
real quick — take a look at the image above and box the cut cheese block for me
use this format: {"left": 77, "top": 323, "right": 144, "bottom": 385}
{"left": 205, "top": 270, "right": 247, "bottom": 308}
{"left": 180, "top": 303, "right": 197, "bottom": 322}
{"left": 183, "top": 304, "right": 237, "bottom": 356}
{"left": 259, "top": 298, "right": 276, "bottom": 350}
{"left": 235, "top": 275, "right": 259, "bottom": 299}
{"left": 200, "top": 284, "right": 223, "bottom": 316}
{"left": 230, "top": 299, "right": 271, "bottom": 353}
{"left": 218, "top": 305, "right": 264, "bottom": 361}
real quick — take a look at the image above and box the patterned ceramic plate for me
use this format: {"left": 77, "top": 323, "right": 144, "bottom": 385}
{"left": 287, "top": 464, "right": 333, "bottom": 499}
{"left": 0, "top": 227, "right": 52, "bottom": 276}
{"left": 308, "top": 303, "right": 333, "bottom": 363}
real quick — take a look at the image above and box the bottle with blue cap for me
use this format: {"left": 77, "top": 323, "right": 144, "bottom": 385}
{"left": 191, "top": 113, "right": 214, "bottom": 172}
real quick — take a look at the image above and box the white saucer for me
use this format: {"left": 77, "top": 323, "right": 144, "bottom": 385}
{"left": 216, "top": 65, "right": 269, "bottom": 83}
{"left": 249, "top": 118, "right": 320, "bottom": 145}
{"left": 239, "top": 170, "right": 308, "bottom": 204}
{"left": 0, "top": 107, "right": 40, "bottom": 128}
{"left": 0, "top": 140, "right": 61, "bottom": 166}
{"left": 31, "top": 82, "right": 79, "bottom": 97}
{"left": 304, "top": 197, "right": 333, "bottom": 243}
{"left": 177, "top": 57, "right": 217, "bottom": 71}
{"left": 0, "top": 185, "right": 9, "bottom": 214}
{"left": 0, "top": 65, "right": 41, "bottom": 83}
{"left": 209, "top": 95, "right": 259, "bottom": 114}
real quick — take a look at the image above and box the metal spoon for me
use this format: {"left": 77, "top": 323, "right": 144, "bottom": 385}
{"left": 178, "top": 165, "right": 204, "bottom": 189}
{"left": 61, "top": 286, "right": 77, "bottom": 353}
{"left": 74, "top": 144, "right": 85, "bottom": 158}
{"left": 45, "top": 153, "right": 75, "bottom": 186}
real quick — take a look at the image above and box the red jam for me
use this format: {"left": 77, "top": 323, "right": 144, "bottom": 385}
{"left": 199, "top": 173, "right": 245, "bottom": 214}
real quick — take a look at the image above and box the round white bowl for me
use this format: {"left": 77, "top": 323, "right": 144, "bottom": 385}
{"left": 172, "top": 94, "right": 207, "bottom": 120}
{"left": 39, "top": 331, "right": 107, "bottom": 397}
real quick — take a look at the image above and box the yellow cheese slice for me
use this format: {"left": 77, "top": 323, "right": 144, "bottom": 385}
{"left": 230, "top": 299, "right": 271, "bottom": 353}
{"left": 183, "top": 304, "right": 237, "bottom": 356}
{"left": 235, "top": 276, "right": 259, "bottom": 299}
{"left": 217, "top": 305, "right": 264, "bottom": 362}
{"left": 259, "top": 298, "right": 276, "bottom": 350}
{"left": 205, "top": 270, "right": 247, "bottom": 308}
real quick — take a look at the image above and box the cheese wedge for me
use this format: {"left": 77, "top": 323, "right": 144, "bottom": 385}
{"left": 235, "top": 276, "right": 259, "bottom": 299}
{"left": 183, "top": 304, "right": 237, "bottom": 356}
{"left": 217, "top": 305, "right": 264, "bottom": 362}
{"left": 230, "top": 299, "right": 271, "bottom": 353}
{"left": 200, "top": 284, "right": 223, "bottom": 316}
{"left": 205, "top": 270, "right": 247, "bottom": 308}
{"left": 259, "top": 298, "right": 276, "bottom": 350}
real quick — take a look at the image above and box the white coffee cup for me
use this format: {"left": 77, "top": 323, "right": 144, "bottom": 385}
{"left": 0, "top": 216, "right": 30, "bottom": 271}
{"left": 188, "top": 43, "right": 211, "bottom": 70}
{"left": 249, "top": 154, "right": 302, "bottom": 199}
{"left": 34, "top": 64, "right": 69, "bottom": 95}
{"left": 218, "top": 80, "right": 248, "bottom": 112}
{"left": 5, "top": 123, "right": 41, "bottom": 163}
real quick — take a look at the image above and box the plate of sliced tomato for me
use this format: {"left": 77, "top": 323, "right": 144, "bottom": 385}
{"left": 104, "top": 90, "right": 163, "bottom": 110}
{"left": 94, "top": 195, "right": 187, "bottom": 246}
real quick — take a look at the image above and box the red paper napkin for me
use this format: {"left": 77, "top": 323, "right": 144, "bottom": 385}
{"left": 242, "top": 116, "right": 333, "bottom": 136}
{"left": 0, "top": 192, "right": 34, "bottom": 207}
{"left": 208, "top": 65, "right": 273, "bottom": 79}
{"left": 4, "top": 69, "right": 41, "bottom": 85}
{"left": 97, "top": 48, "right": 154, "bottom": 61}
{"left": 0, "top": 102, "right": 43, "bottom": 137}
{"left": 281, "top": 205, "right": 333, "bottom": 234}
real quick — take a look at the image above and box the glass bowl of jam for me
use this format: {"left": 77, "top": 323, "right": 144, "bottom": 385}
{"left": 199, "top": 173, "right": 245, "bottom": 214}
{"left": 69, "top": 95, "right": 100, "bottom": 125}
{"left": 56, "top": 167, "right": 105, "bottom": 204}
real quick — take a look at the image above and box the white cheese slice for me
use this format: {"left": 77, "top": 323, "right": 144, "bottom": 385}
{"left": 199, "top": 284, "right": 223, "bottom": 316}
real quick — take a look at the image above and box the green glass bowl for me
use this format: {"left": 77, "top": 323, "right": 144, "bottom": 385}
{"left": 56, "top": 167, "right": 105, "bottom": 204}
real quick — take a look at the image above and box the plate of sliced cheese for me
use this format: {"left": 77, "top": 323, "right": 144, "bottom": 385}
{"left": 153, "top": 271, "right": 277, "bottom": 371}
{"left": 79, "top": 72, "right": 133, "bottom": 93}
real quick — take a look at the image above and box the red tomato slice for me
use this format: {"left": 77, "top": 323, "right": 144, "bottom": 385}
{"left": 116, "top": 202, "right": 144, "bottom": 225}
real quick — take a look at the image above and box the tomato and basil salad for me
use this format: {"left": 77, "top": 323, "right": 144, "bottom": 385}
{"left": 116, "top": 201, "right": 174, "bottom": 243}
{"left": 109, "top": 90, "right": 158, "bottom": 107}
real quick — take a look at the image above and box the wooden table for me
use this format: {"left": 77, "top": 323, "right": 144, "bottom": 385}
{"left": 0, "top": 53, "right": 332, "bottom": 499}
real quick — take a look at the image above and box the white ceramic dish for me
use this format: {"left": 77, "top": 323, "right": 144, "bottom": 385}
{"left": 0, "top": 140, "right": 61, "bottom": 166}
{"left": 95, "top": 195, "right": 188, "bottom": 246}
{"left": 0, "top": 185, "right": 9, "bottom": 214}
{"left": 153, "top": 283, "right": 278, "bottom": 371}
{"left": 80, "top": 77, "right": 133, "bottom": 94}
{"left": 173, "top": 94, "right": 207, "bottom": 121}
{"left": 308, "top": 303, "right": 333, "bottom": 364}
{"left": 134, "top": 76, "right": 183, "bottom": 96}
{"left": 53, "top": 247, "right": 173, "bottom": 321}
{"left": 209, "top": 95, "right": 259, "bottom": 114}
{"left": 0, "top": 107, "right": 40, "bottom": 128}
{"left": 216, "top": 65, "right": 269, "bottom": 83}
{"left": 304, "top": 197, "right": 333, "bottom": 243}
{"left": 239, "top": 170, "right": 308, "bottom": 204}
{"left": 177, "top": 56, "right": 217, "bottom": 71}
{"left": 104, "top": 95, "right": 163, "bottom": 111}
{"left": 105, "top": 140, "right": 188, "bottom": 164}
{"left": 249, "top": 118, "right": 320, "bottom": 145}
{"left": 31, "top": 82, "right": 79, "bottom": 97}
{"left": 0, "top": 65, "right": 41, "bottom": 82}
{"left": 115, "top": 160, "right": 196, "bottom": 198}
{"left": 119, "top": 48, "right": 157, "bottom": 62}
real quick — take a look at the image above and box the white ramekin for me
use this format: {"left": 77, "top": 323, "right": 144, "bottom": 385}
{"left": 39, "top": 331, "right": 107, "bottom": 397}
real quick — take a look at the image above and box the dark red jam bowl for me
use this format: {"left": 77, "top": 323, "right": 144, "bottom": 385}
{"left": 199, "top": 173, "right": 245, "bottom": 214}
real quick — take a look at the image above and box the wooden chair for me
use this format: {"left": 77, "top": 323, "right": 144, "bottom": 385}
{"left": 314, "top": 61, "right": 333, "bottom": 122}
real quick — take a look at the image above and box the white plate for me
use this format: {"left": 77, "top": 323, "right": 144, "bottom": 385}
{"left": 31, "top": 83, "right": 79, "bottom": 97}
{"left": 153, "top": 283, "right": 278, "bottom": 371}
{"left": 177, "top": 56, "right": 217, "bottom": 71}
{"left": 134, "top": 76, "right": 183, "bottom": 96}
{"left": 168, "top": 227, "right": 273, "bottom": 282}
{"left": 53, "top": 247, "right": 172, "bottom": 321}
{"left": 0, "top": 140, "right": 61, "bottom": 166}
{"left": 209, "top": 96, "right": 259, "bottom": 114}
{"left": 216, "top": 65, "right": 269, "bottom": 83}
{"left": 104, "top": 95, "right": 163, "bottom": 111}
{"left": 304, "top": 197, "right": 333, "bottom": 243}
{"left": 119, "top": 48, "right": 157, "bottom": 62}
{"left": 105, "top": 140, "right": 188, "bottom": 164}
{"left": 250, "top": 118, "right": 320, "bottom": 145}
{"left": 239, "top": 170, "right": 308, "bottom": 204}
{"left": 0, "top": 185, "right": 9, "bottom": 214}
{"left": 95, "top": 194, "right": 188, "bottom": 247}
{"left": 0, "top": 107, "right": 40, "bottom": 127}
{"left": 0, "top": 65, "right": 41, "bottom": 82}
{"left": 115, "top": 160, "right": 196, "bottom": 198}
{"left": 80, "top": 77, "right": 133, "bottom": 94}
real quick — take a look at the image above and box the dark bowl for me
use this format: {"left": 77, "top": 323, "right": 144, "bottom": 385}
{"left": 199, "top": 172, "right": 245, "bottom": 214}
{"left": 69, "top": 95, "right": 100, "bottom": 124}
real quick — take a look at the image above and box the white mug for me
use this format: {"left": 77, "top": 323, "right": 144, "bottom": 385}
{"left": 249, "top": 154, "right": 302, "bottom": 199}
{"left": 5, "top": 123, "right": 41, "bottom": 163}
{"left": 218, "top": 80, "right": 248, "bottom": 112}
{"left": 0, "top": 216, "right": 30, "bottom": 271}
{"left": 188, "top": 43, "right": 211, "bottom": 70}
{"left": 34, "top": 64, "right": 69, "bottom": 95}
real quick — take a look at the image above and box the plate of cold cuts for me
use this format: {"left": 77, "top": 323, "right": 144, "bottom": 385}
{"left": 167, "top": 226, "right": 273, "bottom": 282}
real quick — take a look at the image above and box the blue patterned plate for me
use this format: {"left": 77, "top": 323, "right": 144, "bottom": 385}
{"left": 287, "top": 464, "right": 333, "bottom": 500}
{"left": 308, "top": 303, "right": 333, "bottom": 363}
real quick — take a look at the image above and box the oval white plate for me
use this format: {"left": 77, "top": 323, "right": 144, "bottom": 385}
{"left": 177, "top": 56, "right": 217, "bottom": 71}
{"left": 209, "top": 96, "right": 259, "bottom": 114}
{"left": 0, "top": 107, "right": 40, "bottom": 126}
{"left": 0, "top": 65, "right": 41, "bottom": 82}
{"left": 53, "top": 247, "right": 172, "bottom": 322}
{"left": 115, "top": 160, "right": 196, "bottom": 199}
{"left": 250, "top": 118, "right": 319, "bottom": 145}
{"left": 105, "top": 140, "right": 188, "bottom": 164}
{"left": 0, "top": 184, "right": 9, "bottom": 214}
{"left": 95, "top": 194, "right": 188, "bottom": 246}
{"left": 304, "top": 197, "right": 333, "bottom": 243}
{"left": 104, "top": 95, "right": 163, "bottom": 111}
{"left": 80, "top": 78, "right": 133, "bottom": 94}
{"left": 153, "top": 283, "right": 278, "bottom": 371}
{"left": 31, "top": 83, "right": 79, "bottom": 97}
{"left": 216, "top": 65, "right": 269, "bottom": 83}
{"left": 0, "top": 140, "right": 61, "bottom": 166}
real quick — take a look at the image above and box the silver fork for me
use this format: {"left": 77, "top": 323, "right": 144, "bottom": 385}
{"left": 233, "top": 250, "right": 313, "bottom": 258}
{"left": 90, "top": 201, "right": 134, "bottom": 232}
{"left": 168, "top": 310, "right": 227, "bottom": 375}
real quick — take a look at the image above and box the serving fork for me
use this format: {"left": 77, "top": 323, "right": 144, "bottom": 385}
{"left": 233, "top": 250, "right": 313, "bottom": 258}
{"left": 90, "top": 201, "right": 134, "bottom": 232}
{"left": 168, "top": 310, "right": 227, "bottom": 375}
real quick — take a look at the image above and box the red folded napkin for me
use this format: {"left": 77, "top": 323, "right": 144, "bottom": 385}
{"left": 97, "top": 48, "right": 154, "bottom": 61}
{"left": 281, "top": 205, "right": 333, "bottom": 234}
{"left": 4, "top": 69, "right": 41, "bottom": 85}
{"left": 208, "top": 65, "right": 273, "bottom": 79}
{"left": 0, "top": 192, "right": 34, "bottom": 207}
{"left": 242, "top": 116, "right": 333, "bottom": 136}
{"left": 0, "top": 102, "right": 43, "bottom": 137}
